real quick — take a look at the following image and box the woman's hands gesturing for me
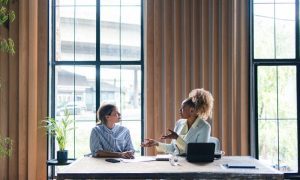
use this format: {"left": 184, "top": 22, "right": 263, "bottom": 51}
{"left": 160, "top": 129, "right": 179, "bottom": 140}
{"left": 141, "top": 138, "right": 159, "bottom": 147}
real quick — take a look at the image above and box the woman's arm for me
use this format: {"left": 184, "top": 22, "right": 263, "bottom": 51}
{"left": 90, "top": 128, "right": 104, "bottom": 157}
{"left": 124, "top": 130, "right": 135, "bottom": 152}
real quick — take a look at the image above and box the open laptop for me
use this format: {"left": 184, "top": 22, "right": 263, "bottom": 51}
{"left": 186, "top": 143, "right": 215, "bottom": 162}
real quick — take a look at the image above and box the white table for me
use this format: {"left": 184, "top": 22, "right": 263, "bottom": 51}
{"left": 57, "top": 156, "right": 283, "bottom": 179}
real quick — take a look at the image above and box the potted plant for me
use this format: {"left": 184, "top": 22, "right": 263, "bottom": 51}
{"left": 43, "top": 109, "right": 74, "bottom": 163}
{"left": 0, "top": 134, "right": 12, "bottom": 158}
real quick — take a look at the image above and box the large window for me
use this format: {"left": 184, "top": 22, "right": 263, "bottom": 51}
{"left": 251, "top": 0, "right": 299, "bottom": 177}
{"left": 48, "top": 0, "right": 143, "bottom": 178}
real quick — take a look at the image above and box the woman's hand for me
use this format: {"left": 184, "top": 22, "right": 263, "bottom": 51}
{"left": 141, "top": 138, "right": 159, "bottom": 147}
{"left": 119, "top": 151, "right": 134, "bottom": 159}
{"left": 161, "top": 129, "right": 179, "bottom": 140}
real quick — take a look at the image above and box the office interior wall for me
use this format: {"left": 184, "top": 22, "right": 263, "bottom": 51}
{"left": 145, "top": 0, "right": 249, "bottom": 156}
{"left": 0, "top": 0, "right": 48, "bottom": 179}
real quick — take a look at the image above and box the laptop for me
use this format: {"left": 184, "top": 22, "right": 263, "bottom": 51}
{"left": 186, "top": 143, "right": 215, "bottom": 162}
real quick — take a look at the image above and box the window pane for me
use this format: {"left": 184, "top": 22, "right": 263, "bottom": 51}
{"left": 74, "top": 121, "right": 96, "bottom": 157}
{"left": 75, "top": 6, "right": 96, "bottom": 61}
{"left": 257, "top": 66, "right": 277, "bottom": 119}
{"left": 254, "top": 4, "right": 274, "bottom": 59}
{"left": 121, "top": 121, "right": 141, "bottom": 155}
{"left": 253, "top": 2, "right": 295, "bottom": 59}
{"left": 55, "top": 66, "right": 75, "bottom": 158}
{"left": 55, "top": 66, "right": 74, "bottom": 116}
{"left": 121, "top": 0, "right": 141, "bottom": 6}
{"left": 56, "top": 7, "right": 75, "bottom": 61}
{"left": 56, "top": 0, "right": 75, "bottom": 6}
{"left": 121, "top": 6, "right": 141, "bottom": 60}
{"left": 55, "top": 66, "right": 96, "bottom": 158}
{"left": 100, "top": 6, "right": 121, "bottom": 61}
{"left": 76, "top": 0, "right": 96, "bottom": 6}
{"left": 279, "top": 120, "right": 297, "bottom": 172}
{"left": 120, "top": 65, "right": 141, "bottom": 121}
{"left": 100, "top": 65, "right": 142, "bottom": 155}
{"left": 253, "top": 0, "right": 295, "bottom": 4}
{"left": 100, "top": 66, "right": 121, "bottom": 106}
{"left": 258, "top": 120, "right": 278, "bottom": 168}
{"left": 275, "top": 4, "right": 295, "bottom": 58}
{"left": 276, "top": 0, "right": 295, "bottom": 3}
{"left": 253, "top": 0, "right": 274, "bottom": 3}
{"left": 101, "top": 0, "right": 120, "bottom": 6}
{"left": 278, "top": 66, "right": 296, "bottom": 119}
{"left": 257, "top": 66, "right": 298, "bottom": 173}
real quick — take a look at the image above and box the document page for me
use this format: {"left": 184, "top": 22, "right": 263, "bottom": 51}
{"left": 121, "top": 156, "right": 156, "bottom": 163}
{"left": 155, "top": 154, "right": 172, "bottom": 161}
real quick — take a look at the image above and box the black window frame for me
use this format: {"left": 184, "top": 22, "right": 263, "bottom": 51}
{"left": 250, "top": 0, "right": 300, "bottom": 178}
{"left": 47, "top": 0, "right": 144, "bottom": 178}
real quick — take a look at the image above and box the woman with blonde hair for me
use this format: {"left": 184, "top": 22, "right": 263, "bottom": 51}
{"left": 141, "top": 88, "right": 214, "bottom": 155}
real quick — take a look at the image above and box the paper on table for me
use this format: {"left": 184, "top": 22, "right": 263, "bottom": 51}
{"left": 121, "top": 156, "right": 156, "bottom": 163}
{"left": 155, "top": 154, "right": 172, "bottom": 161}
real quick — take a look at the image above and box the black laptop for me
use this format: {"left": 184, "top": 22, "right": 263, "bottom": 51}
{"left": 186, "top": 143, "right": 215, "bottom": 162}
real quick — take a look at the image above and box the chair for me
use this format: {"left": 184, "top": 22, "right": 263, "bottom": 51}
{"left": 209, "top": 136, "right": 220, "bottom": 153}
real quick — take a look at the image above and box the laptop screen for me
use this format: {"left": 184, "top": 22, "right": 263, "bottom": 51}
{"left": 186, "top": 143, "right": 215, "bottom": 162}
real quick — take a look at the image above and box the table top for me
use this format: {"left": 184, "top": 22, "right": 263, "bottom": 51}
{"left": 57, "top": 156, "right": 283, "bottom": 179}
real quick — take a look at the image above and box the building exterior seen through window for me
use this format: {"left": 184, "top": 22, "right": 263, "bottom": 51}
{"left": 49, "top": 0, "right": 143, "bottom": 177}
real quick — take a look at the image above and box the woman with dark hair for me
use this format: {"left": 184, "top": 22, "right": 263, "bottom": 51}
{"left": 90, "top": 104, "right": 134, "bottom": 159}
{"left": 141, "top": 88, "right": 214, "bottom": 155}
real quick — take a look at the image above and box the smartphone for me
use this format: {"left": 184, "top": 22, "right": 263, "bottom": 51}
{"left": 105, "top": 158, "right": 120, "bottom": 163}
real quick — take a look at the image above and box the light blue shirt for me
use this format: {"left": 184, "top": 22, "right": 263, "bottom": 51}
{"left": 90, "top": 124, "right": 134, "bottom": 157}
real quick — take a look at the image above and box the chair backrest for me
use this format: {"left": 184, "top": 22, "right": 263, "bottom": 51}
{"left": 209, "top": 136, "right": 220, "bottom": 153}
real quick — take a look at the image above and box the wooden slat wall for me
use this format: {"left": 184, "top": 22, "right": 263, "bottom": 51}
{"left": 0, "top": 0, "right": 48, "bottom": 179}
{"left": 145, "top": 0, "right": 249, "bottom": 156}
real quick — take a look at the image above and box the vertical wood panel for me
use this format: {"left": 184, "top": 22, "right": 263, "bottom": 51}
{"left": 221, "top": 0, "right": 229, "bottom": 154}
{"left": 164, "top": 0, "right": 174, "bottom": 131}
{"left": 229, "top": 0, "right": 237, "bottom": 155}
{"left": 37, "top": 0, "right": 48, "bottom": 178}
{"left": 183, "top": 0, "right": 191, "bottom": 94}
{"left": 153, "top": 0, "right": 163, "bottom": 140}
{"left": 174, "top": 0, "right": 183, "bottom": 121}
{"left": 211, "top": 0, "right": 220, "bottom": 138}
{"left": 240, "top": 0, "right": 249, "bottom": 155}
{"left": 146, "top": 0, "right": 154, "bottom": 155}
{"left": 198, "top": 0, "right": 203, "bottom": 87}
{"left": 28, "top": 0, "right": 38, "bottom": 178}
{"left": 8, "top": 0, "right": 19, "bottom": 179}
{"left": 236, "top": 0, "right": 242, "bottom": 154}
{"left": 201, "top": 0, "right": 209, "bottom": 89}
{"left": 192, "top": 0, "right": 199, "bottom": 90}
{"left": 0, "top": 19, "right": 9, "bottom": 180}
{"left": 19, "top": 0, "right": 29, "bottom": 179}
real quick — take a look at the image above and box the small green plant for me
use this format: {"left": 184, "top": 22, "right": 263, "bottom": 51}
{"left": 0, "top": 0, "right": 15, "bottom": 54}
{"left": 0, "top": 134, "right": 12, "bottom": 158}
{"left": 43, "top": 109, "right": 74, "bottom": 151}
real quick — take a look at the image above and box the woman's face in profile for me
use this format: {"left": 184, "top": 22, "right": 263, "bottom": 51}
{"left": 107, "top": 108, "right": 121, "bottom": 123}
{"left": 179, "top": 102, "right": 192, "bottom": 119}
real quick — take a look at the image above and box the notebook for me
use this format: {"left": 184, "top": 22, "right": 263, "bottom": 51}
{"left": 186, "top": 143, "right": 215, "bottom": 162}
